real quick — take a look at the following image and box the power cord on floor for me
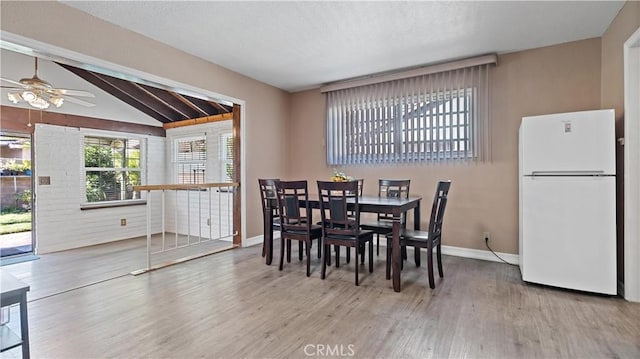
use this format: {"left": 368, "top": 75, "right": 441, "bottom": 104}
{"left": 485, "top": 238, "right": 518, "bottom": 266}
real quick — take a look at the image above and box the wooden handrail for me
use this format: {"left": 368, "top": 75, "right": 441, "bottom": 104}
{"left": 162, "top": 113, "right": 233, "bottom": 129}
{"left": 134, "top": 182, "right": 239, "bottom": 191}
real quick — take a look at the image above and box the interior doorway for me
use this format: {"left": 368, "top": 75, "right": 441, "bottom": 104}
{"left": 0, "top": 131, "right": 34, "bottom": 257}
{"left": 624, "top": 26, "right": 640, "bottom": 302}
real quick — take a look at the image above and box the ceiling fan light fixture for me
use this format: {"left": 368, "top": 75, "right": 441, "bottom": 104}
{"left": 21, "top": 90, "right": 37, "bottom": 102}
{"left": 27, "top": 96, "right": 50, "bottom": 110}
{"left": 50, "top": 96, "right": 64, "bottom": 108}
{"left": 7, "top": 92, "right": 21, "bottom": 104}
{"left": 3, "top": 57, "right": 95, "bottom": 109}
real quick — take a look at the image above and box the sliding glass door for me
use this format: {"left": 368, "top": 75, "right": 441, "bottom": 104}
{"left": 0, "top": 132, "right": 34, "bottom": 257}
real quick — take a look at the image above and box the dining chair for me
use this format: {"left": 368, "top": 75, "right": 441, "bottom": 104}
{"left": 360, "top": 179, "right": 411, "bottom": 256}
{"left": 387, "top": 180, "right": 451, "bottom": 289}
{"left": 317, "top": 180, "right": 374, "bottom": 286}
{"left": 275, "top": 180, "right": 322, "bottom": 277}
{"left": 339, "top": 178, "right": 364, "bottom": 264}
{"left": 258, "top": 178, "right": 280, "bottom": 259}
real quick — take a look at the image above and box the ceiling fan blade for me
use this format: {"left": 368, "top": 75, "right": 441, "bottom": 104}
{"left": 63, "top": 96, "right": 96, "bottom": 107}
{"left": 0, "top": 77, "right": 26, "bottom": 87}
{"left": 50, "top": 88, "right": 95, "bottom": 98}
{"left": 0, "top": 86, "right": 22, "bottom": 89}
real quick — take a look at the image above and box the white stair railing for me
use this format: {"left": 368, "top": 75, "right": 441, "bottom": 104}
{"left": 132, "top": 182, "right": 239, "bottom": 273}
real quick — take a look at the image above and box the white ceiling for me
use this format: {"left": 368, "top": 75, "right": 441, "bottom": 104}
{"left": 0, "top": 49, "right": 162, "bottom": 126}
{"left": 62, "top": 1, "right": 625, "bottom": 93}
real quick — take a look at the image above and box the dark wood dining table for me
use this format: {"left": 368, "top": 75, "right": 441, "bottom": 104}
{"left": 263, "top": 194, "right": 422, "bottom": 292}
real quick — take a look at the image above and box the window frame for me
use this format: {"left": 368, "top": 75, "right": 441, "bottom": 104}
{"left": 174, "top": 135, "right": 207, "bottom": 185}
{"left": 220, "top": 132, "right": 233, "bottom": 183}
{"left": 326, "top": 64, "right": 490, "bottom": 165}
{"left": 81, "top": 135, "right": 145, "bottom": 208}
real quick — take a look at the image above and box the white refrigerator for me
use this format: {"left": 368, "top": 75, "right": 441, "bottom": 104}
{"left": 519, "top": 109, "right": 617, "bottom": 295}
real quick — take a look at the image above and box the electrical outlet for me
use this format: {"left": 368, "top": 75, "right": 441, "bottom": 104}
{"left": 120, "top": 218, "right": 127, "bottom": 226}
{"left": 483, "top": 231, "right": 490, "bottom": 243}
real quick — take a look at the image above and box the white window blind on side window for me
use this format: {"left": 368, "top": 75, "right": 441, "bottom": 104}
{"left": 326, "top": 63, "right": 491, "bottom": 165}
{"left": 175, "top": 136, "right": 207, "bottom": 184}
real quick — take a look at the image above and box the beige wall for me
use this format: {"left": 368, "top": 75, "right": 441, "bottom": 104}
{"left": 601, "top": 1, "right": 640, "bottom": 282}
{"left": 1, "top": 1, "right": 633, "bottom": 250}
{"left": 289, "top": 38, "right": 602, "bottom": 254}
{"left": 0, "top": 1, "right": 289, "bottom": 239}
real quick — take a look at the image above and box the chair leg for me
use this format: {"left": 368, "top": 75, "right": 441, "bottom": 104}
{"left": 360, "top": 243, "right": 365, "bottom": 264}
{"left": 286, "top": 239, "right": 291, "bottom": 263}
{"left": 402, "top": 245, "right": 407, "bottom": 260}
{"left": 321, "top": 244, "right": 328, "bottom": 279}
{"left": 355, "top": 245, "right": 359, "bottom": 286}
{"left": 279, "top": 237, "right": 286, "bottom": 271}
{"left": 326, "top": 242, "right": 331, "bottom": 266}
{"left": 306, "top": 241, "right": 312, "bottom": 277}
{"left": 261, "top": 217, "right": 267, "bottom": 258}
{"left": 346, "top": 247, "right": 351, "bottom": 264}
{"left": 376, "top": 234, "right": 379, "bottom": 256}
{"left": 369, "top": 240, "right": 373, "bottom": 273}
{"left": 299, "top": 241, "right": 303, "bottom": 261}
{"left": 385, "top": 237, "right": 391, "bottom": 280}
{"left": 437, "top": 242, "right": 443, "bottom": 278}
{"left": 427, "top": 243, "right": 435, "bottom": 289}
{"left": 317, "top": 239, "right": 321, "bottom": 259}
{"left": 415, "top": 247, "right": 421, "bottom": 267}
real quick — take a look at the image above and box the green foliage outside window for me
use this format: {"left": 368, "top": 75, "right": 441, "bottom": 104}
{"left": 84, "top": 137, "right": 141, "bottom": 202}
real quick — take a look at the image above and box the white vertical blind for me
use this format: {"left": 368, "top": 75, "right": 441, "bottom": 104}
{"left": 175, "top": 135, "right": 207, "bottom": 184}
{"left": 326, "top": 64, "right": 491, "bottom": 165}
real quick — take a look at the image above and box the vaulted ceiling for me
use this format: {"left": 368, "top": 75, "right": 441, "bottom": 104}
{"left": 0, "top": 49, "right": 232, "bottom": 126}
{"left": 58, "top": 63, "right": 232, "bottom": 124}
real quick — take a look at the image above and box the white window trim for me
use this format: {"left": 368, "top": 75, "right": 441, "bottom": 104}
{"left": 173, "top": 134, "right": 207, "bottom": 184}
{"left": 79, "top": 129, "right": 147, "bottom": 208}
{"left": 220, "top": 132, "right": 233, "bottom": 183}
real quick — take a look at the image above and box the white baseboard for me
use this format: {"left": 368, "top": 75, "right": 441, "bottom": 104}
{"left": 441, "top": 245, "right": 519, "bottom": 265}
{"left": 244, "top": 235, "right": 519, "bottom": 265}
{"left": 244, "top": 232, "right": 280, "bottom": 248}
{"left": 379, "top": 241, "right": 519, "bottom": 265}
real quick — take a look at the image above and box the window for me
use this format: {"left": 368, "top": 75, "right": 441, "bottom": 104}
{"left": 220, "top": 133, "right": 233, "bottom": 182}
{"left": 84, "top": 136, "right": 141, "bottom": 203}
{"left": 325, "top": 64, "right": 491, "bottom": 165}
{"left": 175, "top": 136, "right": 206, "bottom": 184}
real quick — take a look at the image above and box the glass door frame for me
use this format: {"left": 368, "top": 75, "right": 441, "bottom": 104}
{"left": 0, "top": 130, "right": 35, "bottom": 257}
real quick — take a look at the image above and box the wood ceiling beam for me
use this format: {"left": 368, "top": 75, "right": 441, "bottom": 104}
{"left": 163, "top": 112, "right": 233, "bottom": 130}
{"left": 58, "top": 64, "right": 174, "bottom": 123}
{"left": 137, "top": 84, "right": 202, "bottom": 119}
{"left": 0, "top": 105, "right": 165, "bottom": 137}
{"left": 184, "top": 95, "right": 224, "bottom": 115}
{"left": 130, "top": 82, "right": 192, "bottom": 120}
{"left": 207, "top": 99, "right": 230, "bottom": 114}
{"left": 170, "top": 92, "right": 210, "bottom": 116}
{"left": 88, "top": 73, "right": 180, "bottom": 123}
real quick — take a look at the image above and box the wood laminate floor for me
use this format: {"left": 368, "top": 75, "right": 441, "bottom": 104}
{"left": 1, "top": 241, "right": 639, "bottom": 358}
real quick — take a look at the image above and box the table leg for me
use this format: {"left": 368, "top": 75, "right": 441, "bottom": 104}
{"left": 264, "top": 209, "right": 274, "bottom": 265}
{"left": 20, "top": 293, "right": 30, "bottom": 359}
{"left": 392, "top": 211, "right": 402, "bottom": 292}
{"left": 414, "top": 202, "right": 421, "bottom": 267}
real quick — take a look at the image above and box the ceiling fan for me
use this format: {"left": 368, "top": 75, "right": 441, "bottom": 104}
{"left": 1, "top": 57, "right": 95, "bottom": 109}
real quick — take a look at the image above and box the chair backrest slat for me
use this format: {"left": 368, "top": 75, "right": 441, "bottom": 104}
{"left": 276, "top": 180, "right": 311, "bottom": 232}
{"left": 428, "top": 181, "right": 451, "bottom": 237}
{"left": 259, "top": 178, "right": 279, "bottom": 212}
{"left": 318, "top": 181, "right": 360, "bottom": 237}
{"left": 378, "top": 179, "right": 410, "bottom": 221}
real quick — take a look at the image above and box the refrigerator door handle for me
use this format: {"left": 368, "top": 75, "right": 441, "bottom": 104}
{"left": 529, "top": 170, "right": 608, "bottom": 177}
